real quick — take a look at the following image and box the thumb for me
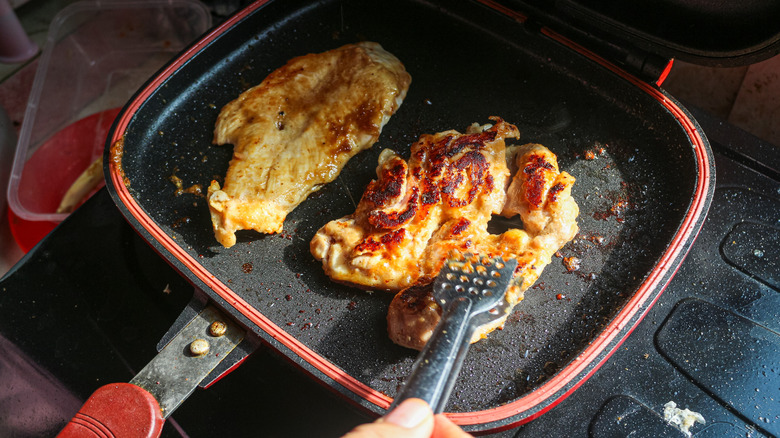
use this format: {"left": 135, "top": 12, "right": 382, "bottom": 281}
{"left": 382, "top": 398, "right": 434, "bottom": 429}
{"left": 342, "top": 398, "right": 434, "bottom": 438}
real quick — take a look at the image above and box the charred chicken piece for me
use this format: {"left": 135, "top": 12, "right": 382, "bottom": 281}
{"left": 388, "top": 143, "right": 579, "bottom": 349}
{"left": 311, "top": 118, "right": 579, "bottom": 349}
{"left": 311, "top": 117, "right": 518, "bottom": 291}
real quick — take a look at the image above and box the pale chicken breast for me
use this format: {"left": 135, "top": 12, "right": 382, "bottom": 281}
{"left": 208, "top": 42, "right": 411, "bottom": 247}
{"left": 311, "top": 118, "right": 578, "bottom": 350}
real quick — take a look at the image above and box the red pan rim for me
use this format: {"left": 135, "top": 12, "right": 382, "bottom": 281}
{"left": 107, "top": 0, "right": 713, "bottom": 430}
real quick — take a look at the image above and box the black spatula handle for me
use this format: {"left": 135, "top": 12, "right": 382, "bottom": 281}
{"left": 390, "top": 296, "right": 476, "bottom": 413}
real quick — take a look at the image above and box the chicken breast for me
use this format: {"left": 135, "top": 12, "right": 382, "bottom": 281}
{"left": 208, "top": 42, "right": 411, "bottom": 247}
{"left": 310, "top": 117, "right": 519, "bottom": 291}
{"left": 311, "top": 118, "right": 579, "bottom": 350}
{"left": 387, "top": 142, "right": 579, "bottom": 349}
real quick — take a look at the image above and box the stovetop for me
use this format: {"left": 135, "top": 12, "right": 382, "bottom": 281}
{"left": 0, "top": 106, "right": 777, "bottom": 437}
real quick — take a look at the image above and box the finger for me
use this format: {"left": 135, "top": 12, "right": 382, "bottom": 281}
{"left": 342, "top": 398, "right": 434, "bottom": 438}
{"left": 433, "top": 414, "right": 473, "bottom": 438}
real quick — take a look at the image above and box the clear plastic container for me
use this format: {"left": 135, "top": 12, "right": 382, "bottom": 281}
{"left": 7, "top": 0, "right": 211, "bottom": 223}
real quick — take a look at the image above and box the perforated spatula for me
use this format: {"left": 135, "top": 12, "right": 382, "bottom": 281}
{"left": 391, "top": 253, "right": 518, "bottom": 413}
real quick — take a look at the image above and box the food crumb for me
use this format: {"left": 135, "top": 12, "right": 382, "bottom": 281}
{"left": 663, "top": 401, "right": 705, "bottom": 437}
{"left": 169, "top": 169, "right": 204, "bottom": 197}
{"left": 587, "top": 234, "right": 605, "bottom": 245}
{"left": 583, "top": 144, "right": 606, "bottom": 160}
{"left": 562, "top": 256, "right": 581, "bottom": 272}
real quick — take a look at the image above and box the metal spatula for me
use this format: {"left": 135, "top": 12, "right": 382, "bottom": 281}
{"left": 391, "top": 253, "right": 518, "bottom": 413}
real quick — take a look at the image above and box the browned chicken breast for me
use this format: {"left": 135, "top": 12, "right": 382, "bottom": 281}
{"left": 311, "top": 118, "right": 578, "bottom": 350}
{"left": 387, "top": 143, "right": 579, "bottom": 349}
{"left": 208, "top": 42, "right": 411, "bottom": 247}
{"left": 310, "top": 117, "right": 519, "bottom": 291}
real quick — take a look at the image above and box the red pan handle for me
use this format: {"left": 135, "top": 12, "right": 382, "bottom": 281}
{"left": 58, "top": 383, "right": 164, "bottom": 438}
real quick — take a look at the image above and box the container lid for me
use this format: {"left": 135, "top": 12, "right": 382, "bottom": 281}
{"left": 510, "top": 0, "right": 780, "bottom": 67}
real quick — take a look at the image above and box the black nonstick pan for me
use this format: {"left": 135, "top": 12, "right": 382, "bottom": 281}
{"left": 100, "top": 0, "right": 714, "bottom": 433}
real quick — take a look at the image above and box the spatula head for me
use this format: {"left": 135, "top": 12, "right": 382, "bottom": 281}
{"left": 433, "top": 253, "right": 518, "bottom": 317}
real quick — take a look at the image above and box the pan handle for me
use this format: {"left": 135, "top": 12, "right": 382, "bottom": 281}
{"left": 57, "top": 383, "right": 164, "bottom": 438}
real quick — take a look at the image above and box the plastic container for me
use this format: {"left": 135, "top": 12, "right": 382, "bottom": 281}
{"left": 7, "top": 0, "right": 211, "bottom": 227}
{"left": 0, "top": 0, "right": 38, "bottom": 63}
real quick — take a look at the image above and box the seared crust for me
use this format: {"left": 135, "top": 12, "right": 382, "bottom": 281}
{"left": 208, "top": 42, "right": 411, "bottom": 247}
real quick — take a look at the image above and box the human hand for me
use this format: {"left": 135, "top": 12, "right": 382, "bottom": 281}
{"left": 341, "top": 398, "right": 472, "bottom": 438}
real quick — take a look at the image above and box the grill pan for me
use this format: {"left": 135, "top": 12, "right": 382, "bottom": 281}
{"left": 101, "top": 0, "right": 714, "bottom": 432}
